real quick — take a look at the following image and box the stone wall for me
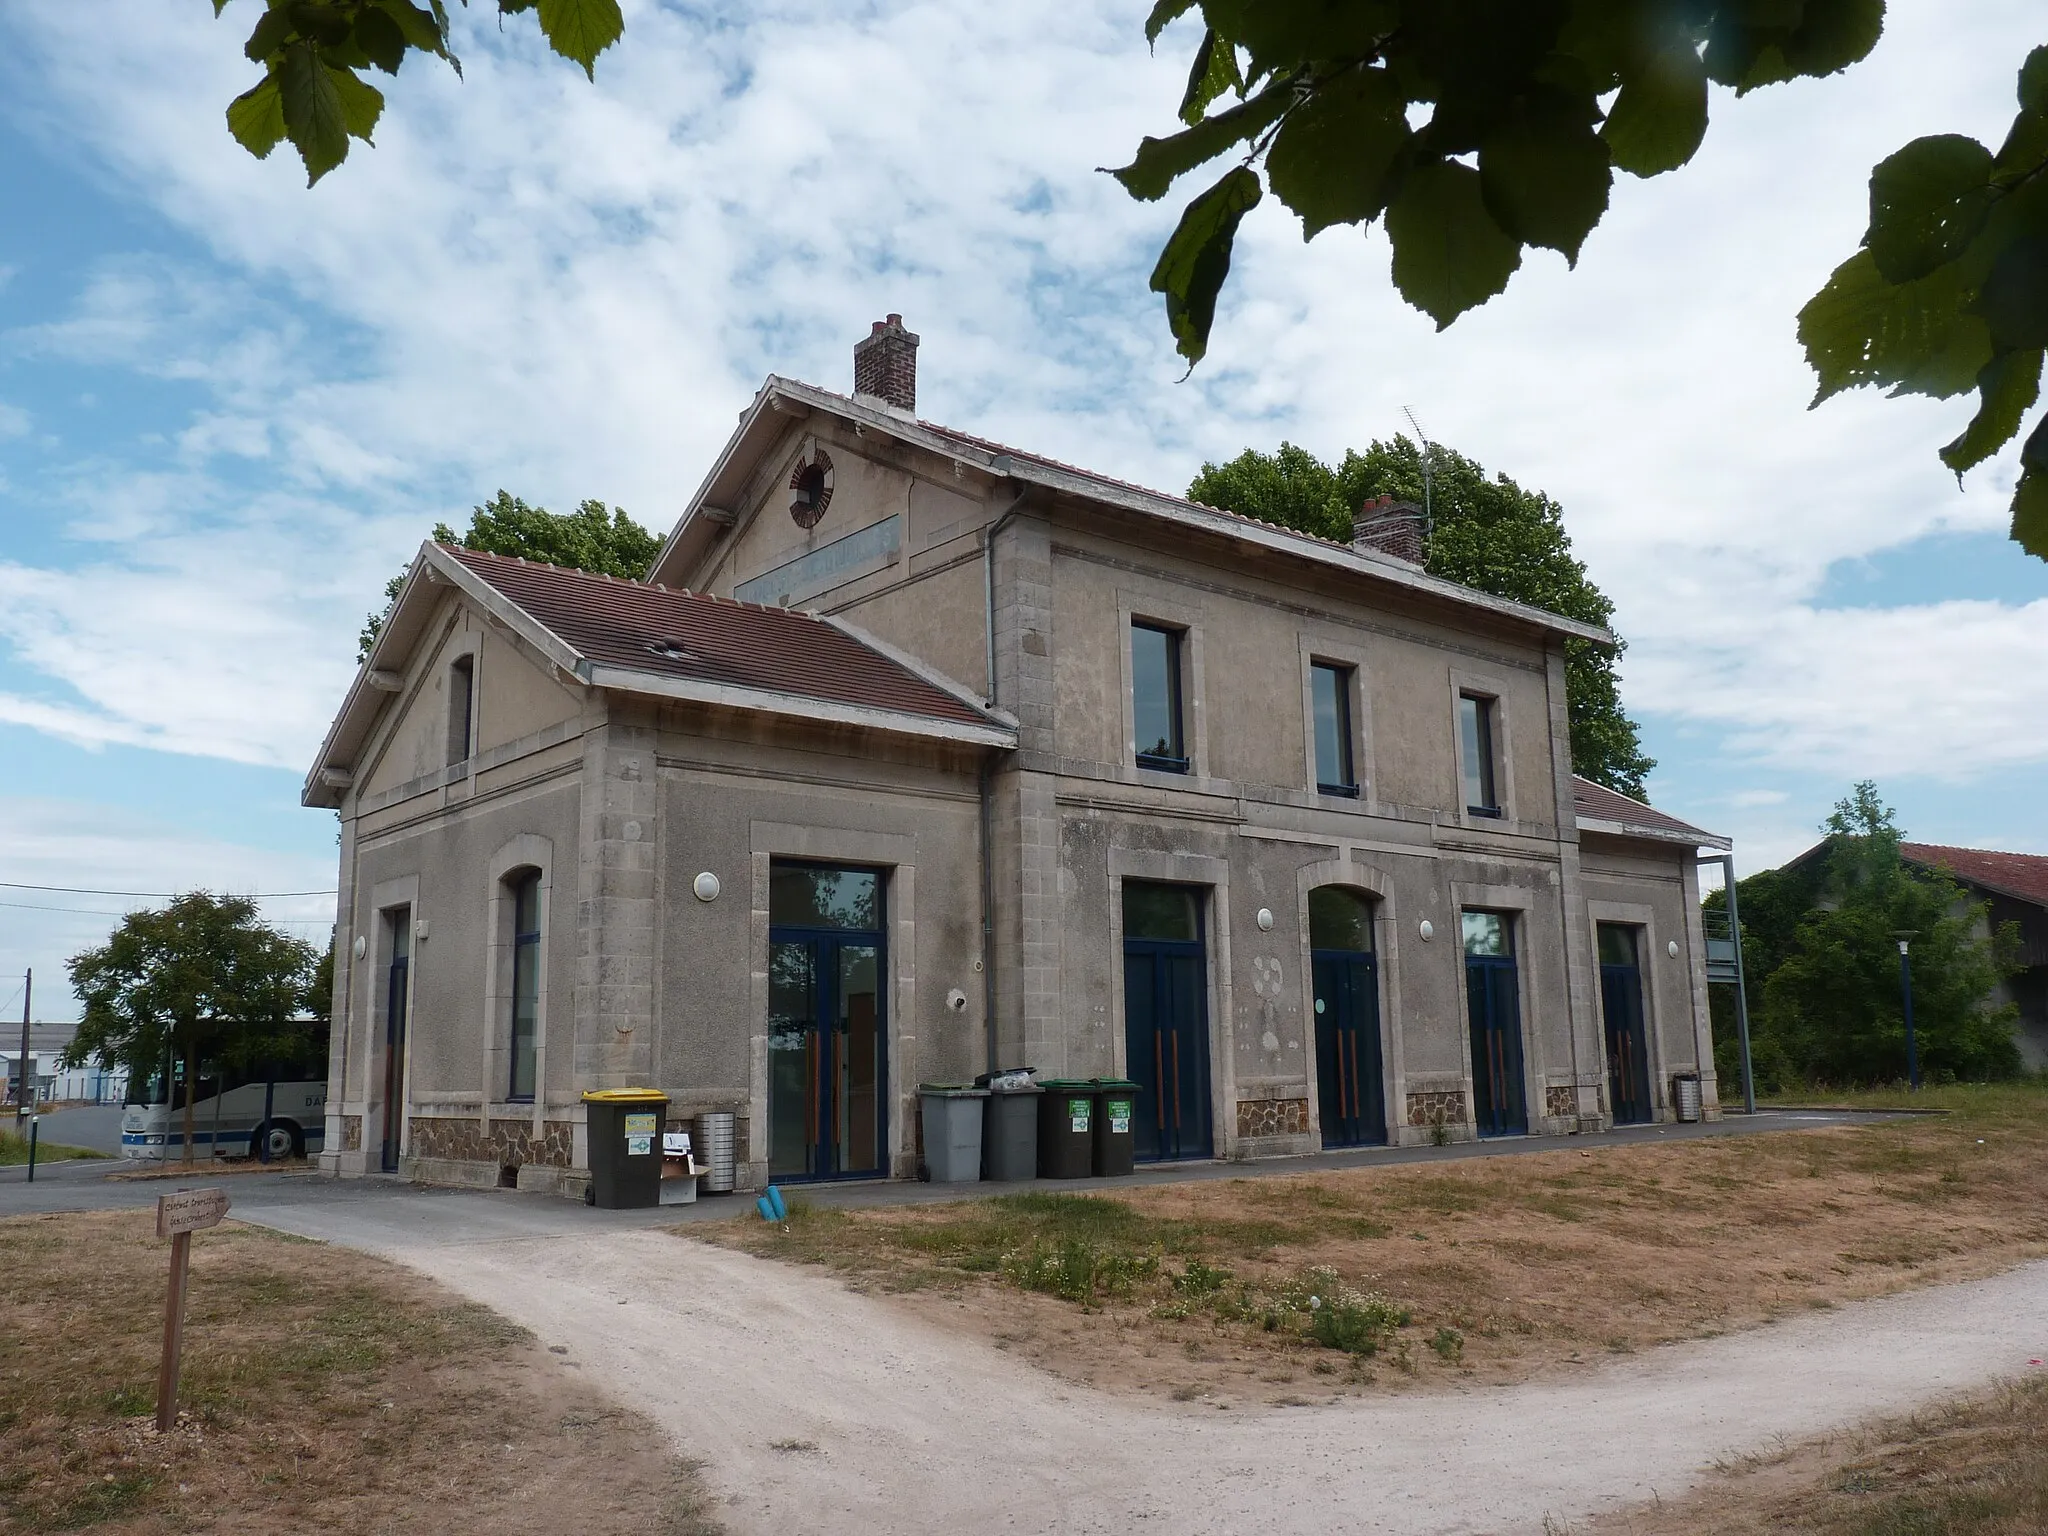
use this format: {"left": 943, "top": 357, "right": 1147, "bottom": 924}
{"left": 340, "top": 1114, "right": 363, "bottom": 1153}
{"left": 1544, "top": 1084, "right": 1579, "bottom": 1120}
{"left": 409, "top": 1114, "right": 574, "bottom": 1169}
{"left": 1405, "top": 1089, "right": 1465, "bottom": 1128}
{"left": 1235, "top": 1097, "right": 1309, "bottom": 1139}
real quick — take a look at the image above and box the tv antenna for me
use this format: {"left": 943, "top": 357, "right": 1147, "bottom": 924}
{"left": 1402, "top": 406, "right": 1436, "bottom": 532}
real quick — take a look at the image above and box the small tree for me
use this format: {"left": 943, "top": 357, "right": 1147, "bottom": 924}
{"left": 1189, "top": 437, "right": 1654, "bottom": 797}
{"left": 64, "top": 894, "right": 319, "bottom": 1165}
{"left": 359, "top": 491, "right": 660, "bottom": 659}
{"left": 1742, "top": 784, "right": 2023, "bottom": 1088}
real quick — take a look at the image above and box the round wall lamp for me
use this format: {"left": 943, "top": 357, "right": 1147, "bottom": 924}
{"left": 352, "top": 935, "right": 367, "bottom": 960}
{"left": 1667, "top": 939, "right": 1680, "bottom": 958}
{"left": 692, "top": 872, "right": 721, "bottom": 903}
{"left": 1418, "top": 919, "right": 1435, "bottom": 942}
{"left": 1255, "top": 907, "right": 1274, "bottom": 932}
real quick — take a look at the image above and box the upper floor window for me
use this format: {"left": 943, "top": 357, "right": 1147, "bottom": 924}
{"left": 1311, "top": 661, "right": 1357, "bottom": 796}
{"left": 1459, "top": 692, "right": 1500, "bottom": 817}
{"left": 1131, "top": 621, "right": 1188, "bottom": 773}
{"left": 509, "top": 871, "right": 540, "bottom": 1100}
{"left": 447, "top": 654, "right": 476, "bottom": 766}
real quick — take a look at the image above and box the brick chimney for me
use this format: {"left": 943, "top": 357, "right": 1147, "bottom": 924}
{"left": 853, "top": 314, "right": 919, "bottom": 415}
{"left": 1352, "top": 495, "right": 1428, "bottom": 566}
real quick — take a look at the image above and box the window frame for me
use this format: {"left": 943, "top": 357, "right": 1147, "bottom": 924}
{"left": 1129, "top": 619, "right": 1190, "bottom": 775}
{"left": 507, "top": 869, "right": 541, "bottom": 1102}
{"left": 1457, "top": 690, "right": 1502, "bottom": 819}
{"left": 447, "top": 652, "right": 476, "bottom": 767}
{"left": 1310, "top": 659, "right": 1359, "bottom": 797}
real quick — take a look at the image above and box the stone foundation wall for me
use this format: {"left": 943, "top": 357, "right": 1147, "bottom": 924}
{"left": 1235, "top": 1098, "right": 1309, "bottom": 1139}
{"left": 1405, "top": 1089, "right": 1465, "bottom": 1128}
{"left": 1544, "top": 1084, "right": 1578, "bottom": 1120}
{"left": 409, "top": 1114, "right": 574, "bottom": 1169}
{"left": 340, "top": 1115, "right": 363, "bottom": 1153}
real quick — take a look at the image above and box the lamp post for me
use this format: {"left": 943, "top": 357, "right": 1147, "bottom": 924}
{"left": 1893, "top": 931, "right": 1919, "bottom": 1091}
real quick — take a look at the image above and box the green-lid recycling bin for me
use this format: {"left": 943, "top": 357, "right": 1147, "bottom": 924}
{"left": 1036, "top": 1080, "right": 1096, "bottom": 1179}
{"left": 1091, "top": 1078, "right": 1138, "bottom": 1177}
{"left": 582, "top": 1088, "right": 669, "bottom": 1209}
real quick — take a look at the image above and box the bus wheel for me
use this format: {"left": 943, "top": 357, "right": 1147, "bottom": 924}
{"left": 254, "top": 1121, "right": 301, "bottom": 1162}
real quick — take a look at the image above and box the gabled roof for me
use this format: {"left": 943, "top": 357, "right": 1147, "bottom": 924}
{"left": 650, "top": 376, "right": 1615, "bottom": 647}
{"left": 303, "top": 543, "right": 1016, "bottom": 808}
{"left": 1902, "top": 842, "right": 2048, "bottom": 908}
{"left": 1572, "top": 776, "right": 1729, "bottom": 850}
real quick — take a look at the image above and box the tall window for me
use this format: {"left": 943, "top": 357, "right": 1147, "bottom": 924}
{"left": 448, "top": 654, "right": 475, "bottom": 766}
{"left": 1311, "top": 662, "right": 1357, "bottom": 796}
{"left": 1459, "top": 692, "right": 1499, "bottom": 816}
{"left": 509, "top": 871, "right": 540, "bottom": 1100}
{"left": 1131, "top": 621, "right": 1187, "bottom": 772}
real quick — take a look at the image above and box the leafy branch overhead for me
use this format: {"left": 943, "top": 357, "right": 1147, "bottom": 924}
{"left": 1798, "top": 46, "right": 2048, "bottom": 558}
{"left": 217, "top": 0, "right": 624, "bottom": 186}
{"left": 1117, "top": 0, "right": 1885, "bottom": 363}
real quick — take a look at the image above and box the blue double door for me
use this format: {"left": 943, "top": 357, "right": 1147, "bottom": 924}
{"left": 1122, "top": 882, "right": 1212, "bottom": 1161}
{"left": 767, "top": 863, "right": 887, "bottom": 1182}
{"left": 1599, "top": 924, "right": 1653, "bottom": 1125}
{"left": 1463, "top": 911, "right": 1528, "bottom": 1138}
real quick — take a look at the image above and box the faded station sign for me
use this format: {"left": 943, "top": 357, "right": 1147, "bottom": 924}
{"left": 155, "top": 1188, "right": 231, "bottom": 1239}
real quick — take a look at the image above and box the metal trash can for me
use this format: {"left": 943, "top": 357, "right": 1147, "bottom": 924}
{"left": 1673, "top": 1072, "right": 1703, "bottom": 1123}
{"left": 1091, "top": 1078, "right": 1139, "bottom": 1177}
{"left": 919, "top": 1085, "right": 989, "bottom": 1183}
{"left": 1037, "top": 1080, "right": 1096, "bottom": 1179}
{"left": 980, "top": 1078, "right": 1042, "bottom": 1182}
{"left": 582, "top": 1088, "right": 669, "bottom": 1209}
{"left": 695, "top": 1110, "right": 737, "bottom": 1193}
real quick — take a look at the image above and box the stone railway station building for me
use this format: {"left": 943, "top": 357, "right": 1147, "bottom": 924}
{"left": 305, "top": 319, "right": 1729, "bottom": 1195}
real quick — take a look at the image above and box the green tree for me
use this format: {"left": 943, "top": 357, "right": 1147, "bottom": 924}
{"left": 1709, "top": 782, "right": 2022, "bottom": 1090}
{"left": 63, "top": 893, "right": 320, "bottom": 1166}
{"left": 359, "top": 491, "right": 660, "bottom": 659}
{"left": 1121, "top": 7, "right": 2047, "bottom": 558}
{"left": 1188, "top": 436, "right": 1654, "bottom": 796}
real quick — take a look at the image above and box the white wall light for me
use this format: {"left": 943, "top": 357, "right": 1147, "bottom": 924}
{"left": 692, "top": 872, "right": 721, "bottom": 902}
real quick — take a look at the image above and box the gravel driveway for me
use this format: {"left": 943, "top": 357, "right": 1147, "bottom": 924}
{"left": 245, "top": 1202, "right": 2048, "bottom": 1536}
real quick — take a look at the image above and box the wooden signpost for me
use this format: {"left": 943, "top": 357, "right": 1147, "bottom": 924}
{"left": 155, "top": 1188, "right": 230, "bottom": 1432}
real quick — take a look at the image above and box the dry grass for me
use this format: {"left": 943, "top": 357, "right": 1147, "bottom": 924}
{"left": 0, "top": 1210, "right": 719, "bottom": 1535}
{"left": 1579, "top": 1373, "right": 2048, "bottom": 1535}
{"left": 701, "top": 1083, "right": 2048, "bottom": 1405}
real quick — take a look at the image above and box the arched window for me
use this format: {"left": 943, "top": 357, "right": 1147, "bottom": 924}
{"left": 508, "top": 870, "right": 541, "bottom": 1100}
{"left": 1308, "top": 887, "right": 1374, "bottom": 953}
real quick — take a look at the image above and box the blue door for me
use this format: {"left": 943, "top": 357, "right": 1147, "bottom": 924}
{"left": 1123, "top": 882, "right": 1212, "bottom": 1162}
{"left": 1310, "top": 887, "right": 1385, "bottom": 1148}
{"left": 1463, "top": 911, "right": 1528, "bottom": 1138}
{"left": 1598, "top": 924, "right": 1653, "bottom": 1125}
{"left": 767, "top": 863, "right": 887, "bottom": 1182}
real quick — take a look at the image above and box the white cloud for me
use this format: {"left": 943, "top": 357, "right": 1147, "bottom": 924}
{"left": 0, "top": 0, "right": 2042, "bottom": 799}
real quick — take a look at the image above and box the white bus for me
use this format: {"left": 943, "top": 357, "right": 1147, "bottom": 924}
{"left": 121, "top": 1034, "right": 328, "bottom": 1162}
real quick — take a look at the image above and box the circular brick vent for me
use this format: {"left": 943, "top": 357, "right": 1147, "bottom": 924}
{"left": 789, "top": 449, "right": 835, "bottom": 528}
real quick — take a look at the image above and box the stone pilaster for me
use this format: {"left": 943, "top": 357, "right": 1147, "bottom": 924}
{"left": 1546, "top": 641, "right": 1605, "bottom": 1125}
{"left": 573, "top": 718, "right": 659, "bottom": 1089}
{"left": 988, "top": 512, "right": 1063, "bottom": 1073}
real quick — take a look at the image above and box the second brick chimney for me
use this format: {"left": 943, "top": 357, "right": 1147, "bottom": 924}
{"left": 1352, "top": 495, "right": 1428, "bottom": 566}
{"left": 853, "top": 314, "right": 919, "bottom": 415}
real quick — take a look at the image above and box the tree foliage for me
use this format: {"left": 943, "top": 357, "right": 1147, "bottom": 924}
{"left": 215, "top": 0, "right": 623, "bottom": 186}
{"left": 1706, "top": 783, "right": 2023, "bottom": 1092}
{"left": 1188, "top": 435, "right": 1654, "bottom": 797}
{"left": 1797, "top": 46, "right": 2048, "bottom": 557}
{"left": 1121, "top": 0, "right": 1883, "bottom": 362}
{"left": 63, "top": 893, "right": 320, "bottom": 1164}
{"left": 358, "top": 490, "right": 660, "bottom": 659}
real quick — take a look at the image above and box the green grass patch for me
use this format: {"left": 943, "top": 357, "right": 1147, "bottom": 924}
{"left": 0, "top": 1129, "right": 107, "bottom": 1166}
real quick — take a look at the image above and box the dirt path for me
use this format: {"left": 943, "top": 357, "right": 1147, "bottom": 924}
{"left": 356, "top": 1227, "right": 2048, "bottom": 1536}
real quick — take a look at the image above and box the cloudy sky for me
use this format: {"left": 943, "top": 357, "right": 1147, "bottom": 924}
{"left": 2, "top": 1, "right": 2044, "bottom": 1020}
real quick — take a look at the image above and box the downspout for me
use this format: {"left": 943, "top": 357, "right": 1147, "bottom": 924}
{"left": 980, "top": 482, "right": 1029, "bottom": 1074}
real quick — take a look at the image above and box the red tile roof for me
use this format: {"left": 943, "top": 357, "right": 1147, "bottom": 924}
{"left": 1902, "top": 843, "right": 2048, "bottom": 908}
{"left": 1572, "top": 776, "right": 1725, "bottom": 846}
{"left": 445, "top": 546, "right": 996, "bottom": 732}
